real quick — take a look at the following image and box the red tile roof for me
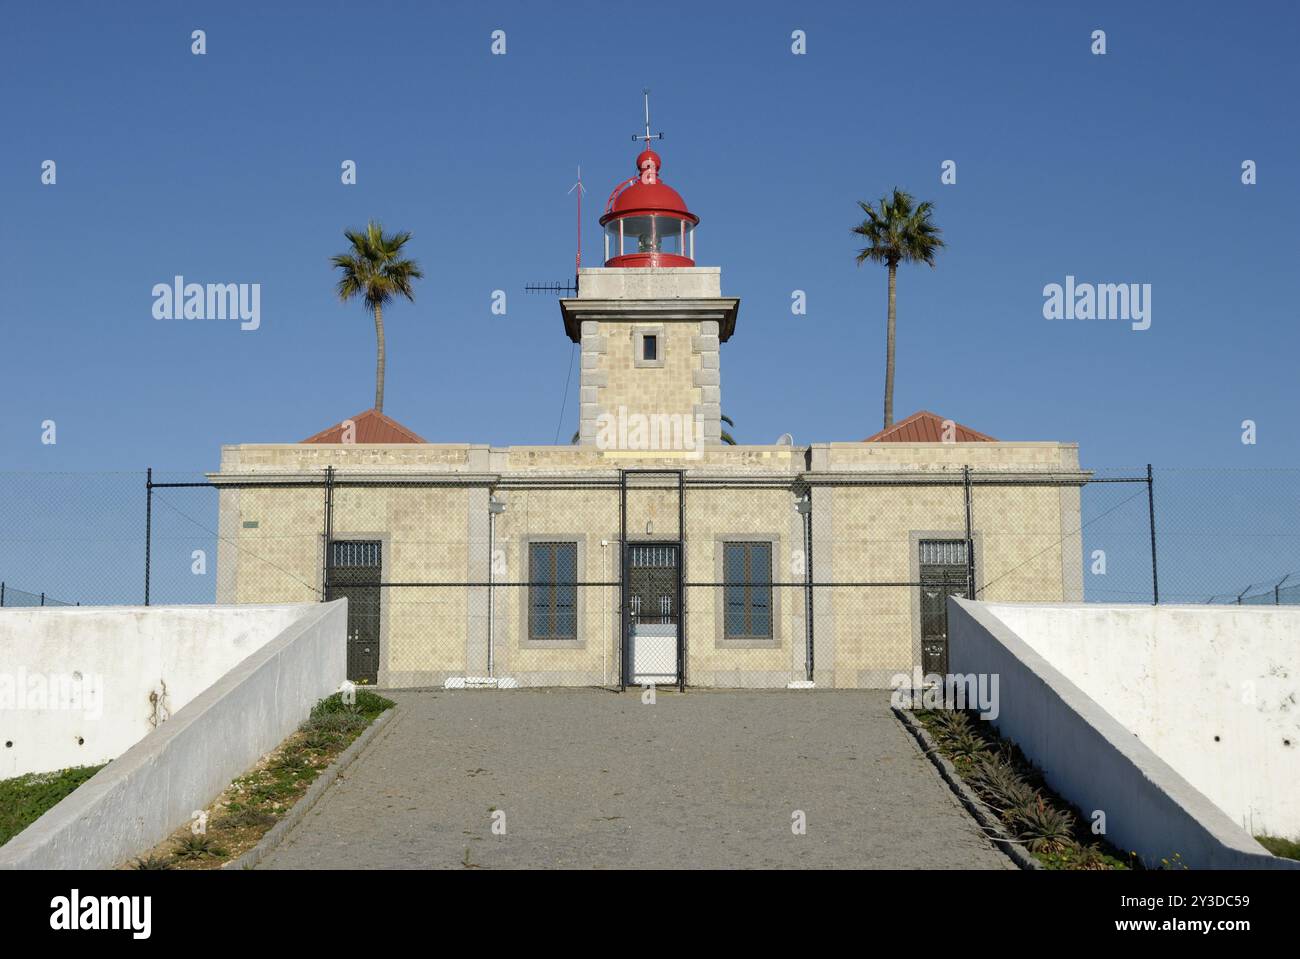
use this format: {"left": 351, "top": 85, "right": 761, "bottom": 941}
{"left": 863, "top": 410, "right": 996, "bottom": 443}
{"left": 302, "top": 409, "right": 426, "bottom": 444}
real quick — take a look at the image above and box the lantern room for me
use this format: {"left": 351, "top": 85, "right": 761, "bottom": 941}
{"left": 600, "top": 149, "right": 698, "bottom": 268}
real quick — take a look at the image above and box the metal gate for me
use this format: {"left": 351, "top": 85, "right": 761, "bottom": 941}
{"left": 919, "top": 540, "right": 969, "bottom": 677}
{"left": 626, "top": 544, "right": 681, "bottom": 686}
{"left": 620, "top": 470, "right": 685, "bottom": 689}
{"left": 326, "top": 539, "right": 382, "bottom": 684}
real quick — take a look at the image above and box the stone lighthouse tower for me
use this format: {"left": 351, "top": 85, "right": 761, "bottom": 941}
{"left": 560, "top": 126, "right": 739, "bottom": 448}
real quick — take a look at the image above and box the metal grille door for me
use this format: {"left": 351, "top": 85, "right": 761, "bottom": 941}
{"left": 627, "top": 544, "right": 680, "bottom": 685}
{"left": 327, "top": 539, "right": 382, "bottom": 684}
{"left": 919, "top": 540, "right": 968, "bottom": 677}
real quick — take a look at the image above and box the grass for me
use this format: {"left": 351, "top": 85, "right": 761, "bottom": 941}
{"left": 914, "top": 709, "right": 1136, "bottom": 870}
{"left": 1255, "top": 834, "right": 1300, "bottom": 860}
{"left": 125, "top": 690, "right": 393, "bottom": 869}
{"left": 0, "top": 764, "right": 107, "bottom": 846}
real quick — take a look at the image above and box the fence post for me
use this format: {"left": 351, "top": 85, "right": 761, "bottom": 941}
{"left": 799, "top": 491, "right": 814, "bottom": 683}
{"left": 1, "top": 582, "right": 5, "bottom": 607}
{"left": 963, "top": 466, "right": 975, "bottom": 600}
{"left": 144, "top": 467, "right": 153, "bottom": 607}
{"left": 618, "top": 469, "right": 627, "bottom": 692}
{"left": 40, "top": 592, "right": 45, "bottom": 607}
{"left": 321, "top": 466, "right": 335, "bottom": 601}
{"left": 1146, "top": 464, "right": 1158, "bottom": 605}
{"left": 677, "top": 469, "right": 685, "bottom": 693}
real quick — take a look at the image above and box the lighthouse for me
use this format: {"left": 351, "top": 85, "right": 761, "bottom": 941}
{"left": 599, "top": 148, "right": 698, "bottom": 268}
{"left": 561, "top": 113, "right": 739, "bottom": 449}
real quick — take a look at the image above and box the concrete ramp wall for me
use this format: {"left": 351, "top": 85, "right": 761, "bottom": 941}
{"left": 1, "top": 604, "right": 323, "bottom": 778}
{"left": 0, "top": 601, "right": 346, "bottom": 869}
{"left": 948, "top": 599, "right": 1298, "bottom": 870}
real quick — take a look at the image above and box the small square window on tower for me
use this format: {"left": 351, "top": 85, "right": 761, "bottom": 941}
{"left": 633, "top": 327, "right": 665, "bottom": 369}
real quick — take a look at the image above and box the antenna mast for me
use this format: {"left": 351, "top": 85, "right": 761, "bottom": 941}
{"left": 524, "top": 164, "right": 585, "bottom": 297}
{"left": 568, "top": 165, "right": 585, "bottom": 280}
{"left": 632, "top": 87, "right": 664, "bottom": 146}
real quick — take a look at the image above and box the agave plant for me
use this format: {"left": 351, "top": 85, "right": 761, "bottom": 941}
{"left": 131, "top": 854, "right": 174, "bottom": 870}
{"left": 218, "top": 807, "right": 278, "bottom": 831}
{"left": 1071, "top": 843, "right": 1114, "bottom": 870}
{"left": 966, "top": 757, "right": 1039, "bottom": 815}
{"left": 173, "top": 833, "right": 228, "bottom": 861}
{"left": 929, "top": 709, "right": 973, "bottom": 739}
{"left": 1013, "top": 797, "right": 1077, "bottom": 854}
{"left": 302, "top": 729, "right": 346, "bottom": 751}
{"left": 949, "top": 729, "right": 992, "bottom": 761}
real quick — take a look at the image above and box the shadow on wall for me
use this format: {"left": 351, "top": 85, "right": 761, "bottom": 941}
{"left": 947, "top": 598, "right": 1300, "bottom": 870}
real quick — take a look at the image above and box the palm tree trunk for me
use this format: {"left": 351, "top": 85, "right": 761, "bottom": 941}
{"left": 883, "top": 261, "right": 897, "bottom": 429}
{"left": 373, "top": 302, "right": 386, "bottom": 413}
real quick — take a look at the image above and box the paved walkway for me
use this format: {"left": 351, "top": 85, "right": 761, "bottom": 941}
{"left": 260, "top": 689, "right": 1013, "bottom": 869}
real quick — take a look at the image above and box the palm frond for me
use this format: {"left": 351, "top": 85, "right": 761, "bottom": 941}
{"left": 852, "top": 187, "right": 945, "bottom": 267}
{"left": 332, "top": 222, "right": 424, "bottom": 310}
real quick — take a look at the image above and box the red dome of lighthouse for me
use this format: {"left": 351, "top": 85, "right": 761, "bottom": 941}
{"left": 600, "top": 147, "right": 698, "bottom": 268}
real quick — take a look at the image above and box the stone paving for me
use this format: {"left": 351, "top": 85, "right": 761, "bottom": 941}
{"left": 261, "top": 689, "right": 1013, "bottom": 870}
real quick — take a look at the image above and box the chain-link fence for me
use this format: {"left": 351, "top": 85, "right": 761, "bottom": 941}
{"left": 1150, "top": 468, "right": 1300, "bottom": 605}
{"left": 4, "top": 466, "right": 1299, "bottom": 688}
{"left": 0, "top": 472, "right": 142, "bottom": 607}
{"left": 0, "top": 583, "right": 77, "bottom": 607}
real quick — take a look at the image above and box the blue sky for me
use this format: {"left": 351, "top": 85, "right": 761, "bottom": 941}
{"left": 1, "top": 1, "right": 1298, "bottom": 603}
{"left": 2, "top": 0, "right": 1297, "bottom": 472}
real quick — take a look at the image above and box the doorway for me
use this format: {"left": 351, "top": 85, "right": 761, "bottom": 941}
{"left": 625, "top": 543, "right": 681, "bottom": 686}
{"left": 918, "top": 539, "right": 969, "bottom": 677}
{"left": 327, "top": 539, "right": 382, "bottom": 684}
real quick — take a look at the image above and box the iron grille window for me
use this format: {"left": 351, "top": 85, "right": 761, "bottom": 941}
{"left": 630, "top": 546, "right": 677, "bottom": 568}
{"left": 331, "top": 540, "right": 381, "bottom": 568}
{"left": 919, "top": 539, "right": 967, "bottom": 567}
{"left": 723, "top": 542, "right": 773, "bottom": 640}
{"left": 529, "top": 541, "right": 577, "bottom": 640}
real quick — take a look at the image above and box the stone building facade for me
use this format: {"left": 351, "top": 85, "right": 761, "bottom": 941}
{"left": 213, "top": 428, "right": 1086, "bottom": 690}
{"left": 212, "top": 145, "right": 1086, "bottom": 690}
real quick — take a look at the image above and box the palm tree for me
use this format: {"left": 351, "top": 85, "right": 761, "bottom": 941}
{"left": 852, "top": 189, "right": 945, "bottom": 429}
{"left": 720, "top": 413, "right": 736, "bottom": 446}
{"left": 331, "top": 221, "right": 424, "bottom": 413}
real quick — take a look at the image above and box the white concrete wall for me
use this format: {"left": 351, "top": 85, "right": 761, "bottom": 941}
{"left": 986, "top": 603, "right": 1300, "bottom": 839}
{"left": 1, "top": 604, "right": 313, "bottom": 778}
{"left": 0, "top": 601, "right": 346, "bottom": 870}
{"left": 948, "top": 599, "right": 1299, "bottom": 869}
